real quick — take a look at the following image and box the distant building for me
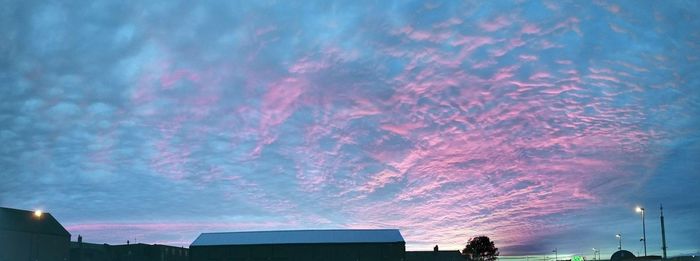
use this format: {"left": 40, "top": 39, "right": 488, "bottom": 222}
{"left": 0, "top": 207, "right": 71, "bottom": 261}
{"left": 189, "top": 229, "right": 406, "bottom": 261}
{"left": 69, "top": 236, "right": 110, "bottom": 261}
{"left": 406, "top": 250, "right": 464, "bottom": 261}
{"left": 665, "top": 256, "right": 700, "bottom": 261}
{"left": 109, "top": 243, "right": 188, "bottom": 261}
{"left": 69, "top": 239, "right": 188, "bottom": 261}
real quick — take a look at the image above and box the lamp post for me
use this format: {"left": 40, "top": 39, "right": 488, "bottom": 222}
{"left": 660, "top": 204, "right": 668, "bottom": 259}
{"left": 592, "top": 248, "right": 599, "bottom": 261}
{"left": 553, "top": 248, "right": 558, "bottom": 261}
{"left": 636, "top": 206, "right": 647, "bottom": 256}
{"left": 616, "top": 234, "right": 622, "bottom": 250}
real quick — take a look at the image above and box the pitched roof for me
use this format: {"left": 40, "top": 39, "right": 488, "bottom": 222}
{"left": 191, "top": 229, "right": 404, "bottom": 246}
{"left": 0, "top": 207, "right": 70, "bottom": 237}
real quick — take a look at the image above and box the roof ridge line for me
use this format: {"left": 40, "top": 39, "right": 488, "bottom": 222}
{"left": 199, "top": 228, "right": 400, "bottom": 235}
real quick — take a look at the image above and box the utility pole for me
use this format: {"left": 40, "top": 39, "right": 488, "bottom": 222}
{"left": 637, "top": 207, "right": 647, "bottom": 256}
{"left": 616, "top": 234, "right": 622, "bottom": 250}
{"left": 661, "top": 204, "right": 668, "bottom": 259}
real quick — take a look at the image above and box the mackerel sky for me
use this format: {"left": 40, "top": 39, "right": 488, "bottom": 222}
{"left": 1, "top": 0, "right": 699, "bottom": 257}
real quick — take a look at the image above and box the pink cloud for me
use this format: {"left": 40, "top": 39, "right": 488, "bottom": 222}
{"left": 160, "top": 69, "right": 200, "bottom": 89}
{"left": 434, "top": 17, "right": 463, "bottom": 29}
{"left": 380, "top": 122, "right": 425, "bottom": 137}
{"left": 519, "top": 55, "right": 538, "bottom": 62}
{"left": 260, "top": 77, "right": 305, "bottom": 129}
{"left": 521, "top": 24, "right": 541, "bottom": 34}
{"left": 358, "top": 169, "right": 404, "bottom": 194}
{"left": 116, "top": 14, "right": 664, "bottom": 252}
{"left": 449, "top": 36, "right": 494, "bottom": 48}
{"left": 479, "top": 16, "right": 511, "bottom": 32}
{"left": 529, "top": 72, "right": 552, "bottom": 81}
{"left": 65, "top": 220, "right": 296, "bottom": 245}
{"left": 288, "top": 58, "right": 329, "bottom": 74}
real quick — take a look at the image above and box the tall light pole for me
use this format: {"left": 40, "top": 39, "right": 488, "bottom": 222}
{"left": 660, "top": 204, "right": 668, "bottom": 259}
{"left": 553, "top": 248, "right": 558, "bottom": 261}
{"left": 616, "top": 234, "right": 622, "bottom": 250}
{"left": 592, "top": 248, "right": 599, "bottom": 260}
{"left": 636, "top": 206, "right": 647, "bottom": 256}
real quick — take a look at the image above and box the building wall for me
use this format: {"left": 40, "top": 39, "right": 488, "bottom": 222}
{"left": 0, "top": 230, "right": 70, "bottom": 261}
{"left": 108, "top": 244, "right": 189, "bottom": 261}
{"left": 405, "top": 251, "right": 464, "bottom": 261}
{"left": 191, "top": 242, "right": 405, "bottom": 261}
{"left": 69, "top": 242, "right": 110, "bottom": 261}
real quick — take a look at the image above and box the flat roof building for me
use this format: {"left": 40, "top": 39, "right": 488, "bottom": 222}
{"left": 190, "top": 229, "right": 406, "bottom": 261}
{"left": 108, "top": 243, "right": 188, "bottom": 261}
{"left": 69, "top": 235, "right": 189, "bottom": 261}
{"left": 69, "top": 237, "right": 110, "bottom": 261}
{"left": 406, "top": 250, "right": 464, "bottom": 261}
{"left": 0, "top": 207, "right": 71, "bottom": 261}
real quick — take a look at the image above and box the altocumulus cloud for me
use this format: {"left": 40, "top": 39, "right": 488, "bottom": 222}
{"left": 1, "top": 0, "right": 699, "bottom": 255}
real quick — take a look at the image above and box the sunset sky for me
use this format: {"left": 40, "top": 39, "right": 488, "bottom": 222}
{"left": 1, "top": 0, "right": 699, "bottom": 257}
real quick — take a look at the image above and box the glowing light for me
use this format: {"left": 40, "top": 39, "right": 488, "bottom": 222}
{"left": 34, "top": 210, "right": 43, "bottom": 217}
{"left": 635, "top": 207, "right": 644, "bottom": 213}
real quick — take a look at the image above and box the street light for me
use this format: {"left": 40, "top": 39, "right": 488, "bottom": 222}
{"left": 592, "top": 248, "right": 599, "bottom": 261}
{"left": 616, "top": 234, "right": 622, "bottom": 250}
{"left": 636, "top": 206, "right": 647, "bottom": 256}
{"left": 34, "top": 209, "right": 43, "bottom": 218}
{"left": 553, "top": 248, "right": 558, "bottom": 261}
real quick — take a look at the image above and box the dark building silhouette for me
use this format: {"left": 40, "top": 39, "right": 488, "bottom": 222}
{"left": 0, "top": 207, "right": 71, "bottom": 261}
{"left": 69, "top": 237, "right": 110, "bottom": 261}
{"left": 109, "top": 243, "right": 188, "bottom": 261}
{"left": 608, "top": 256, "right": 700, "bottom": 261}
{"left": 69, "top": 239, "right": 188, "bottom": 261}
{"left": 189, "top": 229, "right": 405, "bottom": 261}
{"left": 665, "top": 256, "right": 700, "bottom": 261}
{"left": 610, "top": 250, "right": 641, "bottom": 261}
{"left": 406, "top": 250, "right": 463, "bottom": 261}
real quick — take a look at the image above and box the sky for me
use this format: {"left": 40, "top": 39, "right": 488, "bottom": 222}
{"left": 1, "top": 0, "right": 699, "bottom": 258}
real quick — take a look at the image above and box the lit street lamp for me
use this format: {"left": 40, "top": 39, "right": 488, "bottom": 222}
{"left": 636, "top": 206, "right": 647, "bottom": 256}
{"left": 616, "top": 234, "right": 622, "bottom": 250}
{"left": 592, "top": 248, "right": 600, "bottom": 260}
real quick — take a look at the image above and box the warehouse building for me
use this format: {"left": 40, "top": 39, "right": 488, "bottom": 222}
{"left": 0, "top": 207, "right": 71, "bottom": 261}
{"left": 190, "top": 229, "right": 406, "bottom": 261}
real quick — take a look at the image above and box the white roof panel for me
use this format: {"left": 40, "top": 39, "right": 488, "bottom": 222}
{"left": 191, "top": 229, "right": 404, "bottom": 246}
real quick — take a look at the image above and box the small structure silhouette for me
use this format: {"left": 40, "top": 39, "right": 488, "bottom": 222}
{"left": 611, "top": 250, "right": 636, "bottom": 261}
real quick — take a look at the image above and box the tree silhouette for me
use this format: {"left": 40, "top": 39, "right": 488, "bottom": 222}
{"left": 462, "top": 236, "right": 499, "bottom": 261}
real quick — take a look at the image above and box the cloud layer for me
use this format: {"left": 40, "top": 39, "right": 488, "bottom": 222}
{"left": 1, "top": 0, "right": 699, "bottom": 256}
